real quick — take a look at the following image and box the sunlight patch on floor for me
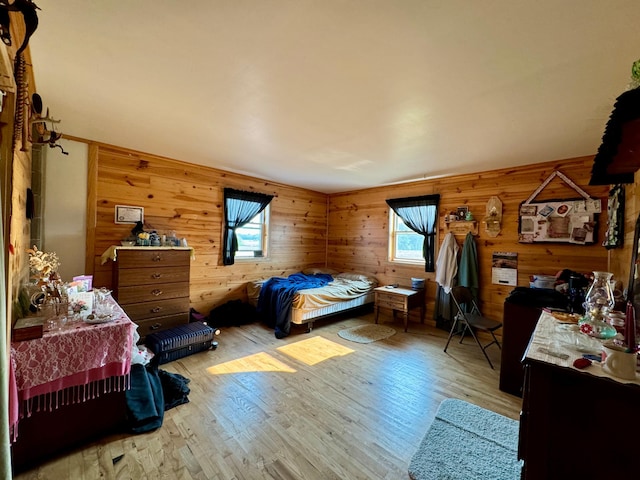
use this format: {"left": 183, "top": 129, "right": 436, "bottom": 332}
{"left": 277, "top": 335, "right": 355, "bottom": 365}
{"left": 206, "top": 351, "right": 297, "bottom": 375}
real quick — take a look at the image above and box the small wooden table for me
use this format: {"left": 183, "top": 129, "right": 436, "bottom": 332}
{"left": 374, "top": 286, "right": 425, "bottom": 332}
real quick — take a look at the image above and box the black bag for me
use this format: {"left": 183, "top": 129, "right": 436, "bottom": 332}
{"left": 209, "top": 299, "right": 257, "bottom": 327}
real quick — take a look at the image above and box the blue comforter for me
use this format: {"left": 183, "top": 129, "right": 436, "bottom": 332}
{"left": 258, "top": 273, "right": 333, "bottom": 338}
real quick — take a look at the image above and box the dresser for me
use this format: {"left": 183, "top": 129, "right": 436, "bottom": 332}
{"left": 519, "top": 312, "right": 640, "bottom": 479}
{"left": 500, "top": 287, "right": 568, "bottom": 396}
{"left": 112, "top": 247, "right": 191, "bottom": 341}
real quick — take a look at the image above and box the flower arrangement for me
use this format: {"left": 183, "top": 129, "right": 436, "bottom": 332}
{"left": 27, "top": 245, "right": 60, "bottom": 281}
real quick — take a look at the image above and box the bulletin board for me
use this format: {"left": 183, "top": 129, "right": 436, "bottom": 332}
{"left": 518, "top": 171, "right": 600, "bottom": 245}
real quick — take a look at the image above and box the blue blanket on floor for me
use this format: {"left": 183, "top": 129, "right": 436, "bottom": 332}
{"left": 258, "top": 273, "right": 333, "bottom": 338}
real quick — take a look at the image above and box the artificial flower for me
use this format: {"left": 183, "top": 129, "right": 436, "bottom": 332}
{"left": 26, "top": 245, "right": 60, "bottom": 278}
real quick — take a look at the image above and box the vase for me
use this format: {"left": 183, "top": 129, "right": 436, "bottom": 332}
{"left": 579, "top": 271, "right": 617, "bottom": 339}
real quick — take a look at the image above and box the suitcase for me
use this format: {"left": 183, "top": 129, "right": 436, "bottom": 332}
{"left": 145, "top": 321, "right": 216, "bottom": 364}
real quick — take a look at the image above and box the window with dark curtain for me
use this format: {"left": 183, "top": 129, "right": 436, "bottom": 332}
{"left": 386, "top": 194, "right": 440, "bottom": 272}
{"left": 223, "top": 188, "right": 274, "bottom": 265}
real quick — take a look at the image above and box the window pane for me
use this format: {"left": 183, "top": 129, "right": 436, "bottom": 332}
{"left": 395, "top": 232, "right": 423, "bottom": 259}
{"left": 396, "top": 218, "right": 412, "bottom": 232}
{"left": 235, "top": 209, "right": 267, "bottom": 257}
{"left": 236, "top": 227, "right": 261, "bottom": 251}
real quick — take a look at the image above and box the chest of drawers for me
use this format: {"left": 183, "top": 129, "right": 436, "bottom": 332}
{"left": 112, "top": 248, "right": 191, "bottom": 341}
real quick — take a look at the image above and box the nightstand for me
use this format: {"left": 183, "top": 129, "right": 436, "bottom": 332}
{"left": 374, "top": 286, "right": 425, "bottom": 332}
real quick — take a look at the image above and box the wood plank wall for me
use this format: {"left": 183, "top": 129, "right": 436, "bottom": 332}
{"left": 327, "top": 156, "right": 611, "bottom": 324}
{"left": 4, "top": 23, "right": 37, "bottom": 325}
{"left": 609, "top": 169, "right": 640, "bottom": 291}
{"left": 90, "top": 144, "right": 328, "bottom": 316}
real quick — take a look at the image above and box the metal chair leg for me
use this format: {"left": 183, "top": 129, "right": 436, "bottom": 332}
{"left": 467, "top": 325, "right": 495, "bottom": 370}
{"left": 443, "top": 316, "right": 461, "bottom": 352}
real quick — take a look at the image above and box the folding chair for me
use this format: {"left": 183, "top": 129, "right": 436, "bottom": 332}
{"left": 444, "top": 286, "right": 502, "bottom": 369}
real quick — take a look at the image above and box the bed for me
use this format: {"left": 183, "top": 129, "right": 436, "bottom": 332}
{"left": 247, "top": 268, "right": 378, "bottom": 337}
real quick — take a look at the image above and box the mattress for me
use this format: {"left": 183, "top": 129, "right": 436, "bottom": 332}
{"left": 247, "top": 272, "right": 378, "bottom": 325}
{"left": 290, "top": 291, "right": 375, "bottom": 325}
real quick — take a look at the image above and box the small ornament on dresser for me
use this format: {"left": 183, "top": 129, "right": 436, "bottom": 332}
{"left": 578, "top": 271, "right": 617, "bottom": 339}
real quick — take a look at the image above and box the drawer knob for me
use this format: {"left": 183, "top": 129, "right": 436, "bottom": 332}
{"left": 151, "top": 289, "right": 163, "bottom": 296}
{"left": 152, "top": 255, "right": 162, "bottom": 262}
{"left": 150, "top": 323, "right": 162, "bottom": 330}
{"left": 151, "top": 306, "right": 162, "bottom": 313}
{"left": 151, "top": 273, "right": 162, "bottom": 279}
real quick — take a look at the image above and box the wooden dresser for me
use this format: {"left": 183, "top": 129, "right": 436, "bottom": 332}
{"left": 519, "top": 312, "right": 640, "bottom": 478}
{"left": 112, "top": 247, "right": 191, "bottom": 341}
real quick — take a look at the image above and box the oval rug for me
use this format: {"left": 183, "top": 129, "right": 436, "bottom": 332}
{"left": 337, "top": 324, "right": 396, "bottom": 343}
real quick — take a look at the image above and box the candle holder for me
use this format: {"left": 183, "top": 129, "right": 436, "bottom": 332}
{"left": 579, "top": 271, "right": 617, "bottom": 339}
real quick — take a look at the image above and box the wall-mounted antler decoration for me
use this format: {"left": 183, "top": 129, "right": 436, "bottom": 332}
{"left": 30, "top": 92, "right": 67, "bottom": 154}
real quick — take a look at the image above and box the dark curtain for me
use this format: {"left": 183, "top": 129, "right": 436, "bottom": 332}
{"left": 223, "top": 188, "right": 274, "bottom": 265}
{"left": 386, "top": 194, "right": 440, "bottom": 272}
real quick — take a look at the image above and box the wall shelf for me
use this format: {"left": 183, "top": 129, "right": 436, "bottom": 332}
{"left": 444, "top": 220, "right": 478, "bottom": 236}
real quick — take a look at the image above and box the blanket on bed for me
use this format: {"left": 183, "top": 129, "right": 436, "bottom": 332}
{"left": 258, "top": 273, "right": 333, "bottom": 338}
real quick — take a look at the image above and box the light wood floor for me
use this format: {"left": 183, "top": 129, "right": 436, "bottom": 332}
{"left": 13, "top": 312, "right": 522, "bottom": 480}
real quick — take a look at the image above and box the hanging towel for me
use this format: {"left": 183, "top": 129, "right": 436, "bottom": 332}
{"left": 435, "top": 232, "right": 459, "bottom": 294}
{"left": 459, "top": 232, "right": 479, "bottom": 299}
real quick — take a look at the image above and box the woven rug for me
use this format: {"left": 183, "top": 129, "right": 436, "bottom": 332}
{"left": 408, "top": 398, "right": 522, "bottom": 480}
{"left": 337, "top": 324, "right": 396, "bottom": 343}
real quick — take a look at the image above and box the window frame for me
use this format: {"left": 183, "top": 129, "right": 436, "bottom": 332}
{"left": 388, "top": 209, "right": 427, "bottom": 265}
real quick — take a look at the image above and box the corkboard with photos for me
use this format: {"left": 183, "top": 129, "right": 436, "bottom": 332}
{"left": 518, "top": 198, "right": 600, "bottom": 244}
{"left": 518, "top": 170, "right": 600, "bottom": 245}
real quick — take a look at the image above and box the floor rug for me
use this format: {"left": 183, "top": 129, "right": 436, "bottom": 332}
{"left": 337, "top": 324, "right": 396, "bottom": 343}
{"left": 408, "top": 398, "right": 522, "bottom": 480}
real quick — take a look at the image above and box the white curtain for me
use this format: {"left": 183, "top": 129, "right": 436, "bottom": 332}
{"left": 0, "top": 184, "right": 11, "bottom": 478}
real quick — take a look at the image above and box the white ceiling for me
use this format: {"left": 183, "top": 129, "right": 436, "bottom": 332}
{"left": 27, "top": 0, "right": 640, "bottom": 193}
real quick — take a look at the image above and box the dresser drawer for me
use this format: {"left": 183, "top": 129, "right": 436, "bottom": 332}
{"left": 135, "top": 313, "right": 189, "bottom": 339}
{"left": 115, "top": 282, "right": 189, "bottom": 304}
{"left": 376, "top": 292, "right": 407, "bottom": 310}
{"left": 116, "top": 249, "right": 190, "bottom": 268}
{"left": 121, "top": 297, "right": 190, "bottom": 322}
{"left": 115, "top": 265, "right": 190, "bottom": 287}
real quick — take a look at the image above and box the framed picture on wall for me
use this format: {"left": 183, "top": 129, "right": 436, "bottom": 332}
{"left": 456, "top": 206, "right": 468, "bottom": 219}
{"left": 115, "top": 205, "right": 144, "bottom": 224}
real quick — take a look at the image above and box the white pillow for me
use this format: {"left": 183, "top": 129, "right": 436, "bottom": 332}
{"left": 335, "top": 272, "right": 377, "bottom": 284}
{"left": 302, "top": 267, "right": 339, "bottom": 275}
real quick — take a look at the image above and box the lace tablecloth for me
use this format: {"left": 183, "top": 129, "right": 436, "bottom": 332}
{"left": 9, "top": 299, "right": 137, "bottom": 440}
{"left": 524, "top": 311, "right": 640, "bottom": 385}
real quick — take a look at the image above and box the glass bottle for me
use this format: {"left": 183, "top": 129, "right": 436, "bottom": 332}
{"left": 580, "top": 271, "right": 617, "bottom": 339}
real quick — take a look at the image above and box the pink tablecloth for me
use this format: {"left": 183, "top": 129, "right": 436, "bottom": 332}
{"left": 9, "top": 300, "right": 137, "bottom": 440}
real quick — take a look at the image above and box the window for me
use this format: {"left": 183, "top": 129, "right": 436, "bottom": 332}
{"left": 389, "top": 211, "right": 424, "bottom": 263}
{"left": 386, "top": 194, "right": 440, "bottom": 272}
{"left": 223, "top": 188, "right": 274, "bottom": 265}
{"left": 235, "top": 206, "right": 269, "bottom": 258}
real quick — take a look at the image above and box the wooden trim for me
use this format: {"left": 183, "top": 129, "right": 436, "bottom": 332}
{"left": 85, "top": 143, "right": 98, "bottom": 275}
